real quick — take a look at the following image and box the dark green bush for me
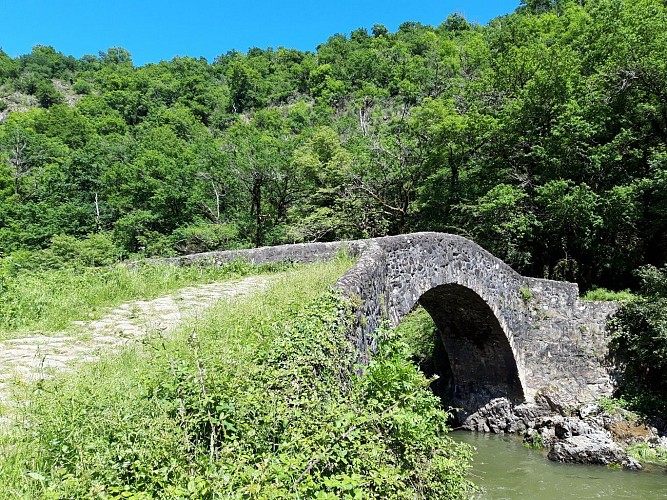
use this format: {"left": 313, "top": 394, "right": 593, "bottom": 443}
{"left": 71, "top": 79, "right": 92, "bottom": 95}
{"left": 609, "top": 265, "right": 667, "bottom": 416}
{"left": 35, "top": 79, "right": 63, "bottom": 108}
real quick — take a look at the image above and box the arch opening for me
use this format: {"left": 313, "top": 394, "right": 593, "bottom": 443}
{"left": 409, "top": 284, "right": 525, "bottom": 416}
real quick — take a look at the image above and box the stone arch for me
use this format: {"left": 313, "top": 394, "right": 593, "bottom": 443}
{"left": 417, "top": 284, "right": 525, "bottom": 411}
{"left": 375, "top": 233, "right": 531, "bottom": 411}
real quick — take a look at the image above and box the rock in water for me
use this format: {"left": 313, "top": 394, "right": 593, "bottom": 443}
{"left": 462, "top": 398, "right": 519, "bottom": 433}
{"left": 547, "top": 434, "right": 642, "bottom": 470}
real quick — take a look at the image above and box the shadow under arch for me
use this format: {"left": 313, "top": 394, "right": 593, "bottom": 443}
{"left": 417, "top": 284, "right": 525, "bottom": 414}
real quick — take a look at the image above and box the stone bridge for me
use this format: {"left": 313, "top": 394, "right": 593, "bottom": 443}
{"left": 161, "top": 232, "right": 618, "bottom": 413}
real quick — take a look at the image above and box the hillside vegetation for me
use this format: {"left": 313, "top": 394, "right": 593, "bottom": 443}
{"left": 1, "top": 0, "right": 667, "bottom": 292}
{"left": 0, "top": 259, "right": 474, "bottom": 498}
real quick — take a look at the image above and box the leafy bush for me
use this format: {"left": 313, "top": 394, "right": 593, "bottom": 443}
{"left": 636, "top": 265, "right": 667, "bottom": 298}
{"left": 609, "top": 265, "right": 667, "bottom": 416}
{"left": 0, "top": 233, "right": 122, "bottom": 272}
{"left": 34, "top": 79, "right": 63, "bottom": 108}
{"left": 113, "top": 211, "right": 161, "bottom": 256}
{"left": 42, "top": 232, "right": 121, "bottom": 268}
{"left": 71, "top": 79, "right": 92, "bottom": 94}
{"left": 170, "top": 221, "right": 245, "bottom": 253}
{"left": 2, "top": 262, "right": 473, "bottom": 498}
{"left": 14, "top": 72, "right": 40, "bottom": 94}
{"left": 597, "top": 396, "right": 631, "bottom": 414}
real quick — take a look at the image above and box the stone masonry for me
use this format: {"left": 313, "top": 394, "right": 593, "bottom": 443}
{"left": 156, "top": 232, "right": 618, "bottom": 413}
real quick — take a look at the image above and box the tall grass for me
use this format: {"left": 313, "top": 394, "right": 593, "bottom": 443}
{"left": 627, "top": 442, "right": 667, "bottom": 466}
{"left": 581, "top": 287, "right": 636, "bottom": 302}
{"left": 0, "top": 260, "right": 289, "bottom": 339}
{"left": 0, "top": 257, "right": 474, "bottom": 499}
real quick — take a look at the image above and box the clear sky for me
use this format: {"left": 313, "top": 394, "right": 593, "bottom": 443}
{"left": 0, "top": 0, "right": 520, "bottom": 66}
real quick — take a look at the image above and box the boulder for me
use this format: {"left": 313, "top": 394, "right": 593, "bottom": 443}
{"left": 535, "top": 386, "right": 575, "bottom": 416}
{"left": 547, "top": 434, "right": 642, "bottom": 470}
{"left": 462, "top": 394, "right": 655, "bottom": 472}
{"left": 462, "top": 398, "right": 517, "bottom": 433}
{"left": 647, "top": 435, "right": 667, "bottom": 454}
{"left": 463, "top": 398, "right": 554, "bottom": 434}
{"left": 554, "top": 417, "right": 597, "bottom": 439}
{"left": 514, "top": 402, "right": 553, "bottom": 429}
{"left": 529, "top": 415, "right": 597, "bottom": 447}
{"left": 578, "top": 403, "right": 603, "bottom": 420}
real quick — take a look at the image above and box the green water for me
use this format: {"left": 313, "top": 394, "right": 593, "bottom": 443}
{"left": 454, "top": 431, "right": 667, "bottom": 499}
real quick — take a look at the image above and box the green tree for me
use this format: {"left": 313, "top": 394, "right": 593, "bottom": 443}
{"left": 463, "top": 184, "right": 538, "bottom": 270}
{"left": 411, "top": 97, "right": 497, "bottom": 228}
{"left": 0, "top": 49, "right": 19, "bottom": 82}
{"left": 227, "top": 58, "right": 265, "bottom": 113}
{"left": 223, "top": 120, "right": 296, "bottom": 246}
{"left": 98, "top": 47, "right": 133, "bottom": 66}
{"left": 534, "top": 180, "right": 602, "bottom": 282}
{"left": 34, "top": 79, "right": 63, "bottom": 108}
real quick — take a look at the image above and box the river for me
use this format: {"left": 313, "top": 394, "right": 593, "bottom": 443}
{"left": 454, "top": 431, "right": 667, "bottom": 499}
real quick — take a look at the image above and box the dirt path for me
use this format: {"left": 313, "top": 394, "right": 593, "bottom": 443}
{"left": 0, "top": 275, "right": 272, "bottom": 404}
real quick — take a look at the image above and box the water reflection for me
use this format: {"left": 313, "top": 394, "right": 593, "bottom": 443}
{"left": 453, "top": 431, "right": 667, "bottom": 499}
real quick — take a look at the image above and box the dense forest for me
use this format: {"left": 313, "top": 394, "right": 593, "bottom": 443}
{"left": 2, "top": 0, "right": 667, "bottom": 291}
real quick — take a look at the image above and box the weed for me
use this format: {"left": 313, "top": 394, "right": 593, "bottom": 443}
{"left": 627, "top": 443, "right": 667, "bottom": 466}
{"left": 0, "top": 259, "right": 291, "bottom": 339}
{"left": 519, "top": 287, "right": 532, "bottom": 302}
{"left": 523, "top": 432, "right": 544, "bottom": 449}
{"left": 598, "top": 396, "right": 630, "bottom": 414}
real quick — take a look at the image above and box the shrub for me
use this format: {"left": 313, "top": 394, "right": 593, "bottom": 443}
{"left": 35, "top": 79, "right": 63, "bottom": 108}
{"left": 170, "top": 221, "right": 245, "bottom": 253}
{"left": 112, "top": 210, "right": 160, "bottom": 256}
{"left": 77, "top": 232, "right": 122, "bottom": 266}
{"left": 7, "top": 232, "right": 122, "bottom": 271}
{"left": 71, "top": 79, "right": 92, "bottom": 94}
{"left": 597, "top": 396, "right": 630, "bottom": 414}
{"left": 609, "top": 265, "right": 667, "bottom": 416}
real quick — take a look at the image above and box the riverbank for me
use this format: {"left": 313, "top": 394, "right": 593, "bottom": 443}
{"left": 460, "top": 389, "right": 667, "bottom": 471}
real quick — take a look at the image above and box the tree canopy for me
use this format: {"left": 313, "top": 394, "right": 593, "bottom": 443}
{"left": 2, "top": 0, "right": 667, "bottom": 290}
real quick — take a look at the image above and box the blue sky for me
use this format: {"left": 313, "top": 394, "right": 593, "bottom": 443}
{"left": 1, "top": 1, "right": 520, "bottom": 66}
